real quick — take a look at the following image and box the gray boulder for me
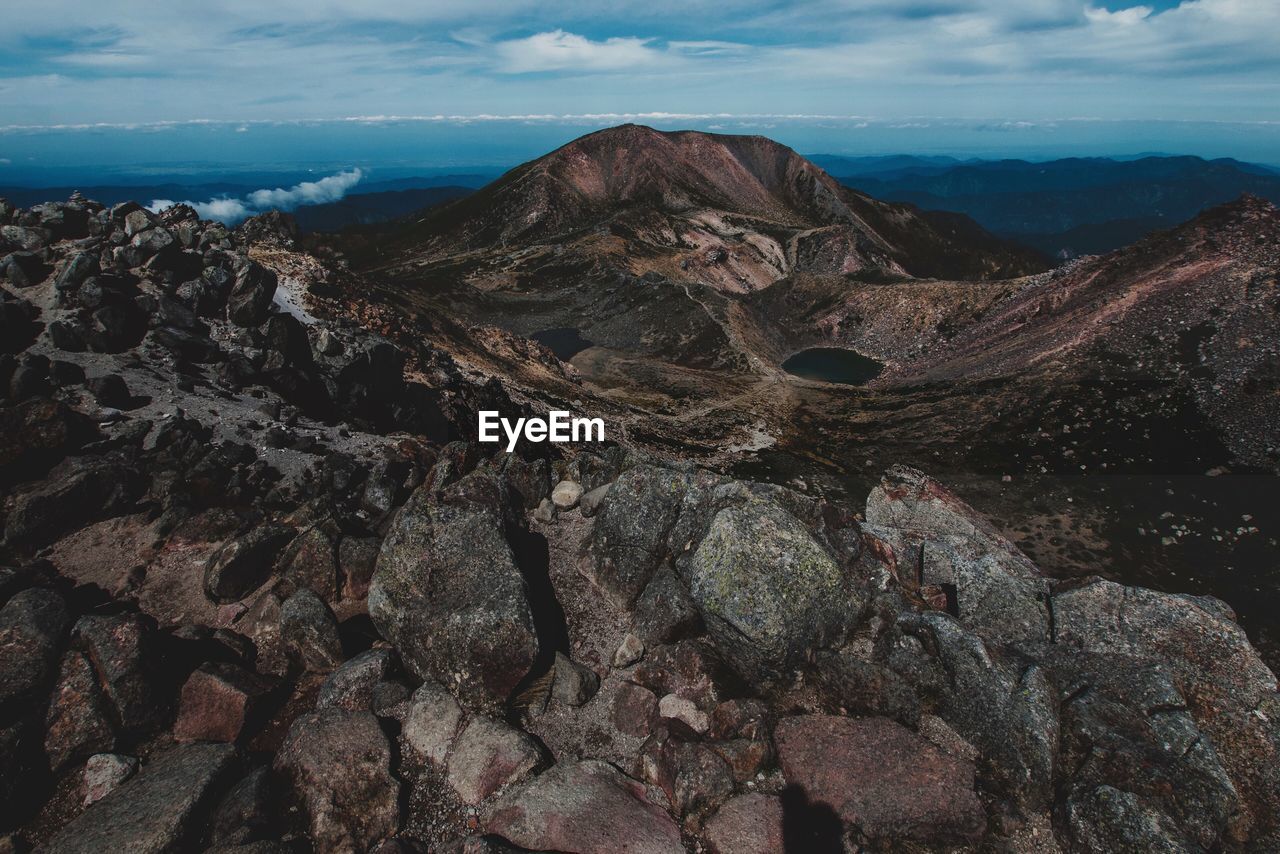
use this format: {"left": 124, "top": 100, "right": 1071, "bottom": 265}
{"left": 274, "top": 708, "right": 400, "bottom": 851}
{"left": 203, "top": 524, "right": 295, "bottom": 604}
{"left": 686, "top": 496, "right": 860, "bottom": 678}
{"left": 370, "top": 475, "right": 537, "bottom": 706}
{"left": 43, "top": 742, "right": 239, "bottom": 853}
{"left": 0, "top": 587, "right": 69, "bottom": 715}
{"left": 485, "top": 759, "right": 685, "bottom": 854}
{"left": 580, "top": 464, "right": 693, "bottom": 608}
{"left": 279, "top": 589, "right": 343, "bottom": 673}
{"left": 226, "top": 261, "right": 277, "bottom": 327}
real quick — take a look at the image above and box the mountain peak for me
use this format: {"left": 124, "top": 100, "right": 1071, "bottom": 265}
{"left": 388, "top": 125, "right": 1044, "bottom": 285}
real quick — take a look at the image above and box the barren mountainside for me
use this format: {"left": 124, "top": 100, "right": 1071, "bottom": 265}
{"left": 377, "top": 124, "right": 1045, "bottom": 289}
{"left": 1, "top": 126, "right": 1278, "bottom": 853}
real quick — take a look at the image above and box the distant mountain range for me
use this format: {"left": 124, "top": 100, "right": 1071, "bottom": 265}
{"left": 0, "top": 174, "right": 492, "bottom": 232}
{"left": 7, "top": 153, "right": 1280, "bottom": 251}
{"left": 815, "top": 154, "right": 1280, "bottom": 257}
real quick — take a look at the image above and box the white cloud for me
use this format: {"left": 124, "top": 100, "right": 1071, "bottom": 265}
{"left": 246, "top": 169, "right": 363, "bottom": 208}
{"left": 149, "top": 168, "right": 364, "bottom": 225}
{"left": 0, "top": 1, "right": 1278, "bottom": 126}
{"left": 495, "top": 30, "right": 661, "bottom": 73}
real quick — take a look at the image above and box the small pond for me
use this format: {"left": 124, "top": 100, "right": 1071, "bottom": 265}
{"left": 530, "top": 327, "right": 593, "bottom": 361}
{"left": 782, "top": 347, "right": 884, "bottom": 386}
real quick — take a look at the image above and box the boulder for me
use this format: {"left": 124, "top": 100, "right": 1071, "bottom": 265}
{"left": 1051, "top": 657, "right": 1239, "bottom": 850}
{"left": 4, "top": 457, "right": 142, "bottom": 546}
{"left": 401, "top": 680, "right": 463, "bottom": 766}
{"left": 703, "top": 793, "right": 785, "bottom": 854}
{"left": 686, "top": 497, "right": 856, "bottom": 678}
{"left": 275, "top": 526, "right": 339, "bottom": 602}
{"left": 551, "top": 652, "right": 600, "bottom": 707}
{"left": 658, "top": 694, "right": 709, "bottom": 734}
{"left": 123, "top": 208, "right": 156, "bottom": 237}
{"left": 613, "top": 633, "right": 645, "bottom": 668}
{"left": 0, "top": 587, "right": 69, "bottom": 716}
{"left": 279, "top": 589, "right": 343, "bottom": 673}
{"left": 44, "top": 650, "right": 116, "bottom": 772}
{"left": 83, "top": 753, "right": 139, "bottom": 806}
{"left": 632, "top": 567, "right": 702, "bottom": 646}
{"left": 54, "top": 251, "right": 99, "bottom": 294}
{"left": 274, "top": 708, "right": 400, "bottom": 851}
{"left": 884, "top": 611, "right": 1057, "bottom": 811}
{"left": 208, "top": 766, "right": 276, "bottom": 849}
{"left": 315, "top": 648, "right": 394, "bottom": 712}
{"left": 638, "top": 727, "right": 734, "bottom": 819}
{"left": 446, "top": 716, "right": 542, "bottom": 805}
{"left": 43, "top": 742, "right": 239, "bottom": 853}
{"left": 1064, "top": 785, "right": 1191, "bottom": 852}
{"left": 0, "top": 398, "right": 92, "bottom": 476}
{"left": 550, "top": 480, "right": 583, "bottom": 510}
{"left": 611, "top": 682, "right": 659, "bottom": 737}
{"left": 485, "top": 759, "right": 685, "bottom": 854}
{"left": 775, "top": 715, "right": 985, "bottom": 843}
{"left": 338, "top": 535, "right": 381, "bottom": 600}
{"left": 1052, "top": 578, "right": 1280, "bottom": 841}
{"left": 173, "top": 662, "right": 275, "bottom": 743}
{"left": 578, "top": 483, "right": 611, "bottom": 517}
{"left": 73, "top": 613, "right": 167, "bottom": 736}
{"left": 226, "top": 261, "right": 277, "bottom": 327}
{"left": 203, "top": 524, "right": 296, "bottom": 604}
{"left": 581, "top": 465, "right": 692, "bottom": 608}
{"left": 370, "top": 479, "right": 538, "bottom": 705}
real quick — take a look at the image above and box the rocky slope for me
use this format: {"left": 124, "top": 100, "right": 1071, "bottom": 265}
{"left": 1, "top": 185, "right": 1279, "bottom": 853}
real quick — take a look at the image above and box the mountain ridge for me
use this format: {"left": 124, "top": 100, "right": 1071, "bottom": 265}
{"left": 373, "top": 124, "right": 1046, "bottom": 288}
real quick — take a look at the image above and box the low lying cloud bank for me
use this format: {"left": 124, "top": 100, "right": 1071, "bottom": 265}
{"left": 149, "top": 168, "right": 363, "bottom": 225}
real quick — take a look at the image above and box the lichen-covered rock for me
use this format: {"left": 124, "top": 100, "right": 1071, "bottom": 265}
{"left": 686, "top": 497, "right": 859, "bottom": 678}
{"left": 1052, "top": 578, "right": 1279, "bottom": 845}
{"left": 370, "top": 476, "right": 537, "bottom": 706}
{"left": 580, "top": 464, "right": 692, "bottom": 608}
{"left": 274, "top": 708, "right": 399, "bottom": 851}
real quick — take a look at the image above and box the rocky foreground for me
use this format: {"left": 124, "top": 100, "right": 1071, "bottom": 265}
{"left": 1, "top": 194, "right": 1278, "bottom": 852}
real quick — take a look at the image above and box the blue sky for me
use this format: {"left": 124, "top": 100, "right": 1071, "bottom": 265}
{"left": 1, "top": 1, "right": 1279, "bottom": 171}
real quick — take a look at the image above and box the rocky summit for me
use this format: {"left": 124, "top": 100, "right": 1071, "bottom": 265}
{"left": 0, "top": 127, "right": 1278, "bottom": 853}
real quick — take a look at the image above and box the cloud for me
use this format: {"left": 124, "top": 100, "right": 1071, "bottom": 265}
{"left": 1, "top": 1, "right": 1279, "bottom": 128}
{"left": 149, "top": 168, "right": 363, "bottom": 225}
{"left": 495, "top": 30, "right": 661, "bottom": 73}
{"left": 246, "top": 169, "right": 364, "bottom": 208}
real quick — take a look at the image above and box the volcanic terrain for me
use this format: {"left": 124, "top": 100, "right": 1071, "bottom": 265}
{"left": 0, "top": 126, "right": 1278, "bottom": 852}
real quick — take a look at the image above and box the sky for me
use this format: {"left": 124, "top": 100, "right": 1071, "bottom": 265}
{"left": 2, "top": 0, "right": 1279, "bottom": 176}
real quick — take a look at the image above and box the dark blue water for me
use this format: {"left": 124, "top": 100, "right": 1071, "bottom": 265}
{"left": 782, "top": 347, "right": 884, "bottom": 386}
{"left": 531, "top": 327, "right": 593, "bottom": 361}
